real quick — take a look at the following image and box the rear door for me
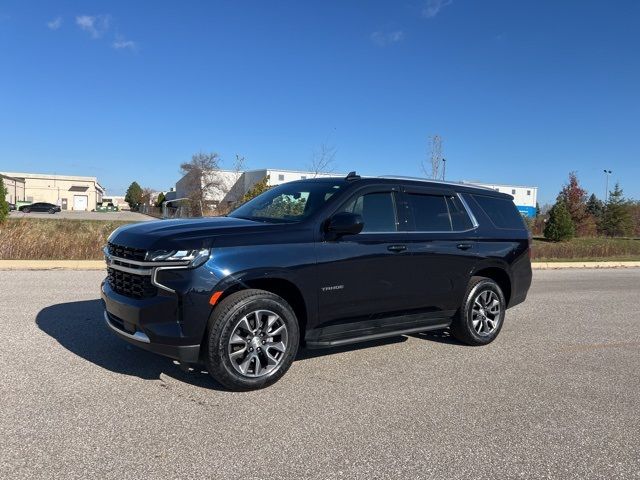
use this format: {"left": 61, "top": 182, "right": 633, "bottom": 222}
{"left": 399, "top": 186, "right": 479, "bottom": 315}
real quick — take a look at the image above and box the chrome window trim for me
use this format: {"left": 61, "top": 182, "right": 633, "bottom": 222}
{"left": 391, "top": 192, "right": 478, "bottom": 235}
{"left": 456, "top": 192, "right": 479, "bottom": 229}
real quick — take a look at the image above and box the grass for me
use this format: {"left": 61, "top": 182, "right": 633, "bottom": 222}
{"left": 1, "top": 218, "right": 639, "bottom": 262}
{"left": 0, "top": 218, "right": 131, "bottom": 260}
{"left": 532, "top": 237, "right": 640, "bottom": 262}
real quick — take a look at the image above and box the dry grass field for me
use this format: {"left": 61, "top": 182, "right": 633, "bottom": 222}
{"left": 1, "top": 218, "right": 639, "bottom": 261}
{"left": 532, "top": 237, "right": 640, "bottom": 261}
{"left": 0, "top": 218, "right": 130, "bottom": 260}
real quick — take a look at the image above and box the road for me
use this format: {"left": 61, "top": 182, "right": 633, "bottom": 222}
{"left": 9, "top": 210, "right": 153, "bottom": 221}
{"left": 1, "top": 269, "right": 639, "bottom": 479}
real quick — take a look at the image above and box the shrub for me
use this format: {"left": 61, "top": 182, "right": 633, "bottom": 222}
{"left": 0, "top": 178, "right": 8, "bottom": 223}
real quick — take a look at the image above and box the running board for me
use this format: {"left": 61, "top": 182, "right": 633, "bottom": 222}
{"left": 305, "top": 320, "right": 451, "bottom": 349}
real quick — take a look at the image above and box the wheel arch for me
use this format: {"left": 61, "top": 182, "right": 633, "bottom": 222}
{"left": 212, "top": 274, "right": 309, "bottom": 337}
{"left": 472, "top": 266, "right": 512, "bottom": 306}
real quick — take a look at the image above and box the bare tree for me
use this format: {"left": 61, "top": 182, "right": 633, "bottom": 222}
{"left": 309, "top": 143, "right": 337, "bottom": 177}
{"left": 218, "top": 154, "right": 247, "bottom": 214}
{"left": 140, "top": 187, "right": 154, "bottom": 206}
{"left": 180, "top": 152, "right": 223, "bottom": 216}
{"left": 422, "top": 135, "right": 443, "bottom": 180}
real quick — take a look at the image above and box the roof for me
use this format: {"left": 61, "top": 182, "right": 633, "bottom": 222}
{"left": 0, "top": 173, "right": 25, "bottom": 182}
{"left": 0, "top": 171, "right": 101, "bottom": 183}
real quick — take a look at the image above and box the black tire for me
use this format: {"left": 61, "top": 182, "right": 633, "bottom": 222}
{"left": 205, "top": 289, "right": 300, "bottom": 391}
{"left": 450, "top": 276, "right": 506, "bottom": 346}
{"left": 22, "top": 208, "right": 30, "bottom": 213}
{"left": 48, "top": 208, "right": 55, "bottom": 214}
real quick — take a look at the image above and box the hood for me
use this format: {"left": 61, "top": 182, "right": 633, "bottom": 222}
{"left": 108, "top": 216, "right": 280, "bottom": 251}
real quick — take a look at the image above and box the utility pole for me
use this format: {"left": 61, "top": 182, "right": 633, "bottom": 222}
{"left": 603, "top": 169, "right": 612, "bottom": 201}
{"left": 442, "top": 158, "right": 446, "bottom": 181}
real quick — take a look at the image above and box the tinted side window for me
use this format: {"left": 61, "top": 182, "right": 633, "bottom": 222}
{"left": 341, "top": 192, "right": 397, "bottom": 232}
{"left": 446, "top": 195, "right": 474, "bottom": 230}
{"left": 407, "top": 194, "right": 451, "bottom": 231}
{"left": 472, "top": 195, "right": 525, "bottom": 229}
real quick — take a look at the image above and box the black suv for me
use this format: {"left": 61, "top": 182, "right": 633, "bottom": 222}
{"left": 102, "top": 173, "right": 531, "bottom": 390}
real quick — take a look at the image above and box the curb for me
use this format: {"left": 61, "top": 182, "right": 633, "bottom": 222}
{"left": 0, "top": 260, "right": 105, "bottom": 270}
{"left": 1, "top": 260, "right": 639, "bottom": 271}
{"left": 532, "top": 261, "right": 640, "bottom": 270}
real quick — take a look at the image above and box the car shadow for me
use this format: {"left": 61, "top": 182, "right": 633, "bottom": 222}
{"left": 36, "top": 299, "right": 459, "bottom": 390}
{"left": 35, "top": 299, "right": 224, "bottom": 391}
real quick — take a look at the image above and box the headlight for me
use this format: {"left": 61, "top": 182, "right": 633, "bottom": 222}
{"left": 146, "top": 248, "right": 211, "bottom": 267}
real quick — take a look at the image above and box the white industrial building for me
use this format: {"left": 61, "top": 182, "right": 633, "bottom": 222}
{"left": 464, "top": 182, "right": 538, "bottom": 217}
{"left": 175, "top": 168, "right": 340, "bottom": 210}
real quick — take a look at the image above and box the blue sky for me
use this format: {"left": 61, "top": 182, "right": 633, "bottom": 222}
{"left": 0, "top": 1, "right": 638, "bottom": 203}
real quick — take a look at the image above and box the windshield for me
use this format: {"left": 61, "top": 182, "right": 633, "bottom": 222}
{"left": 229, "top": 180, "right": 345, "bottom": 223}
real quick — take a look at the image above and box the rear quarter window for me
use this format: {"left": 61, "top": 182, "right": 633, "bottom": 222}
{"left": 472, "top": 194, "right": 525, "bottom": 230}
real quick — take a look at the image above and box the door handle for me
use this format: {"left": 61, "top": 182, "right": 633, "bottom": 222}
{"left": 457, "top": 243, "right": 473, "bottom": 251}
{"left": 387, "top": 244, "right": 407, "bottom": 253}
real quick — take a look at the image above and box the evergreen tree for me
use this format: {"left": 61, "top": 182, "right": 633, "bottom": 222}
{"left": 586, "top": 193, "right": 604, "bottom": 218}
{"left": 0, "top": 177, "right": 9, "bottom": 223}
{"left": 557, "top": 172, "right": 588, "bottom": 233}
{"left": 544, "top": 200, "right": 575, "bottom": 241}
{"left": 125, "top": 181, "right": 143, "bottom": 210}
{"left": 155, "top": 192, "right": 166, "bottom": 207}
{"left": 241, "top": 176, "right": 270, "bottom": 204}
{"left": 600, "top": 183, "right": 633, "bottom": 237}
{"left": 535, "top": 202, "right": 541, "bottom": 217}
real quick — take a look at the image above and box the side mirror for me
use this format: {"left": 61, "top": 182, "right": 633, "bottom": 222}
{"left": 326, "top": 212, "right": 364, "bottom": 237}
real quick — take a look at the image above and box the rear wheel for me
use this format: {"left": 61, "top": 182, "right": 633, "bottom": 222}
{"left": 205, "top": 289, "right": 299, "bottom": 391}
{"left": 450, "top": 276, "right": 506, "bottom": 345}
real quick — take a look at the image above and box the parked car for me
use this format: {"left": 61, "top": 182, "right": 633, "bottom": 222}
{"left": 102, "top": 173, "right": 532, "bottom": 391}
{"left": 19, "top": 202, "right": 61, "bottom": 214}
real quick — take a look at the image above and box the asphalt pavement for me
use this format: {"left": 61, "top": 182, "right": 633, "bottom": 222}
{"left": 1, "top": 269, "right": 639, "bottom": 479}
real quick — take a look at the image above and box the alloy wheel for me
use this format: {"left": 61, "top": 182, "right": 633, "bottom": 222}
{"left": 227, "top": 309, "right": 289, "bottom": 378}
{"left": 470, "top": 289, "right": 501, "bottom": 336}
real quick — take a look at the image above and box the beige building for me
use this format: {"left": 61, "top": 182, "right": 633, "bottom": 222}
{"left": 1, "top": 174, "right": 26, "bottom": 204}
{"left": 0, "top": 172, "right": 105, "bottom": 211}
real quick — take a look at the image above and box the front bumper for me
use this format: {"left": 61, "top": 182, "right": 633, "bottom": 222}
{"left": 101, "top": 280, "right": 202, "bottom": 364}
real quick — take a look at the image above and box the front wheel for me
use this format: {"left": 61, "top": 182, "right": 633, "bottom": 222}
{"left": 48, "top": 208, "right": 56, "bottom": 214}
{"left": 205, "top": 289, "right": 300, "bottom": 391}
{"left": 450, "top": 276, "right": 506, "bottom": 345}
{"left": 22, "top": 208, "right": 30, "bottom": 213}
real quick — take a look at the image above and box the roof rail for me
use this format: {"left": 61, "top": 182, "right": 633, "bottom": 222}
{"left": 377, "top": 175, "right": 463, "bottom": 186}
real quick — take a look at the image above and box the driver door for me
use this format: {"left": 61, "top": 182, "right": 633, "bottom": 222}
{"left": 315, "top": 184, "right": 415, "bottom": 325}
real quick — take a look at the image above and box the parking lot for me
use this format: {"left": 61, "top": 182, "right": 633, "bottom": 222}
{"left": 9, "top": 210, "right": 153, "bottom": 222}
{"left": 1, "top": 269, "right": 638, "bottom": 479}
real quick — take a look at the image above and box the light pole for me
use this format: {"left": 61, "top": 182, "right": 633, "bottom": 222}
{"left": 603, "top": 169, "right": 612, "bottom": 201}
{"left": 442, "top": 158, "right": 446, "bottom": 181}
